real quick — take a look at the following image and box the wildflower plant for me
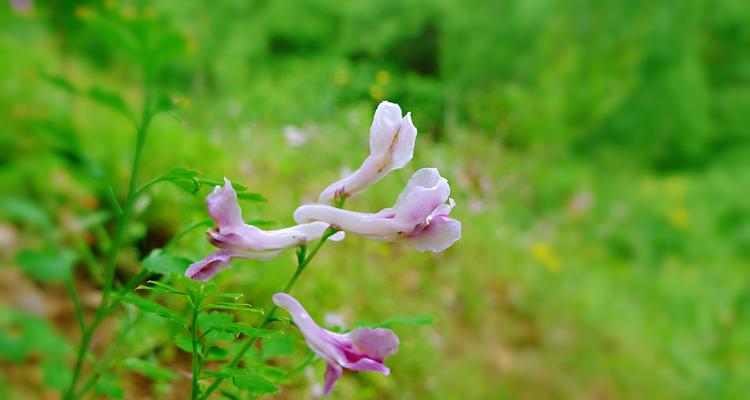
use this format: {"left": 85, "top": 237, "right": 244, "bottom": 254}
{"left": 187, "top": 100, "right": 461, "bottom": 398}
{"left": 32, "top": 8, "right": 460, "bottom": 398}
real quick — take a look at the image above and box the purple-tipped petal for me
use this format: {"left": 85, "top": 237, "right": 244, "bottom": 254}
{"left": 185, "top": 249, "right": 283, "bottom": 281}
{"left": 185, "top": 250, "right": 235, "bottom": 281}
{"left": 273, "top": 293, "right": 400, "bottom": 396}
{"left": 391, "top": 168, "right": 451, "bottom": 226}
{"left": 193, "top": 179, "right": 343, "bottom": 281}
{"left": 299, "top": 168, "right": 460, "bottom": 252}
{"left": 405, "top": 216, "right": 462, "bottom": 252}
{"left": 206, "top": 178, "right": 244, "bottom": 228}
{"left": 348, "top": 327, "right": 399, "bottom": 362}
{"left": 323, "top": 363, "right": 342, "bottom": 396}
{"left": 340, "top": 358, "right": 390, "bottom": 375}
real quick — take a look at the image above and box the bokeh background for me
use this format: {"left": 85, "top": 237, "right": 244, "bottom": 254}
{"left": 2, "top": 0, "right": 750, "bottom": 398}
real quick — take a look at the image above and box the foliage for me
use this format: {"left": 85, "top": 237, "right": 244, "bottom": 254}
{"left": 1, "top": 0, "right": 749, "bottom": 399}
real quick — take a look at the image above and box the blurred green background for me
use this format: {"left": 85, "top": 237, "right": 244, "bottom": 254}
{"left": 2, "top": 0, "right": 750, "bottom": 398}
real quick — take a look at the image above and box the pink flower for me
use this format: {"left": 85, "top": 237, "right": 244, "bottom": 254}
{"left": 185, "top": 179, "right": 343, "bottom": 281}
{"left": 11, "top": 0, "right": 31, "bottom": 13}
{"left": 318, "top": 101, "right": 417, "bottom": 204}
{"left": 272, "top": 293, "right": 399, "bottom": 396}
{"left": 295, "top": 168, "right": 461, "bottom": 252}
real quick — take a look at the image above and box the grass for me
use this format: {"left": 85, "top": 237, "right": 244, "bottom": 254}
{"left": 2, "top": 1, "right": 750, "bottom": 398}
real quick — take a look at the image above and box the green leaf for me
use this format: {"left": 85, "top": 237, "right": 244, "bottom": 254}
{"left": 211, "top": 293, "right": 245, "bottom": 300}
{"left": 203, "top": 302, "right": 263, "bottom": 314}
{"left": 85, "top": 13, "right": 139, "bottom": 57}
{"left": 219, "top": 389, "right": 241, "bottom": 400}
{"left": 94, "top": 375, "right": 124, "bottom": 399}
{"left": 208, "top": 323, "right": 277, "bottom": 339}
{"left": 122, "top": 358, "right": 176, "bottom": 382}
{"left": 211, "top": 368, "right": 280, "bottom": 394}
{"left": 42, "top": 358, "right": 71, "bottom": 390}
{"left": 154, "top": 93, "right": 177, "bottom": 113}
{"left": 87, "top": 86, "right": 132, "bottom": 118}
{"left": 199, "top": 178, "right": 247, "bottom": 192}
{"left": 142, "top": 249, "right": 192, "bottom": 275}
{"left": 198, "top": 311, "right": 233, "bottom": 330}
{"left": 236, "top": 192, "right": 267, "bottom": 203}
{"left": 136, "top": 280, "right": 188, "bottom": 296}
{"left": 120, "top": 293, "right": 187, "bottom": 327}
{"left": 162, "top": 166, "right": 201, "bottom": 180}
{"left": 207, "top": 345, "right": 228, "bottom": 361}
{"left": 0, "top": 309, "right": 70, "bottom": 362}
{"left": 158, "top": 167, "right": 201, "bottom": 194}
{"left": 41, "top": 73, "right": 78, "bottom": 94}
{"left": 232, "top": 374, "right": 279, "bottom": 394}
{"left": 15, "top": 248, "right": 77, "bottom": 282}
{"left": 174, "top": 333, "right": 193, "bottom": 353}
{"left": 0, "top": 197, "right": 52, "bottom": 228}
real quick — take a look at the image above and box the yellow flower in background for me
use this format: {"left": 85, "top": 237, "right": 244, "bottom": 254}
{"left": 185, "top": 32, "right": 198, "bottom": 53}
{"left": 120, "top": 4, "right": 136, "bottom": 20}
{"left": 369, "top": 84, "right": 384, "bottom": 101}
{"left": 334, "top": 69, "right": 349, "bottom": 86}
{"left": 531, "top": 241, "right": 561, "bottom": 272}
{"left": 376, "top": 70, "right": 391, "bottom": 85}
{"left": 664, "top": 176, "right": 686, "bottom": 201}
{"left": 667, "top": 207, "right": 689, "bottom": 229}
{"left": 144, "top": 5, "right": 157, "bottom": 19}
{"left": 104, "top": 0, "right": 117, "bottom": 10}
{"left": 74, "top": 6, "right": 94, "bottom": 20}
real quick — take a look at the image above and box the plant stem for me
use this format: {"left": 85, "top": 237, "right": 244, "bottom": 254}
{"left": 67, "top": 273, "right": 86, "bottom": 335}
{"left": 65, "top": 92, "right": 153, "bottom": 400}
{"left": 191, "top": 297, "right": 202, "bottom": 400}
{"left": 73, "top": 236, "right": 104, "bottom": 285}
{"left": 75, "top": 309, "right": 141, "bottom": 398}
{"left": 199, "top": 228, "right": 337, "bottom": 399}
{"left": 164, "top": 219, "right": 213, "bottom": 251}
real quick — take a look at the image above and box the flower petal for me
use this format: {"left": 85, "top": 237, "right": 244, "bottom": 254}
{"left": 347, "top": 327, "right": 399, "bottom": 363}
{"left": 206, "top": 178, "right": 244, "bottom": 228}
{"left": 185, "top": 249, "right": 283, "bottom": 281}
{"left": 389, "top": 112, "right": 417, "bottom": 170}
{"left": 274, "top": 293, "right": 399, "bottom": 396}
{"left": 323, "top": 363, "right": 342, "bottom": 396}
{"left": 272, "top": 293, "right": 326, "bottom": 334}
{"left": 209, "top": 217, "right": 343, "bottom": 251}
{"left": 185, "top": 250, "right": 235, "bottom": 281}
{"left": 369, "top": 101, "right": 404, "bottom": 155}
{"left": 391, "top": 168, "right": 451, "bottom": 226}
{"left": 294, "top": 205, "right": 404, "bottom": 238}
{"left": 318, "top": 101, "right": 417, "bottom": 204}
{"left": 404, "top": 215, "right": 462, "bottom": 252}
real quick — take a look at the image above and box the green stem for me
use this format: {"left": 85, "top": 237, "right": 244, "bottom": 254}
{"left": 104, "top": 269, "right": 151, "bottom": 314}
{"left": 286, "top": 352, "right": 318, "bottom": 377}
{"left": 73, "top": 236, "right": 103, "bottom": 285}
{"left": 75, "top": 310, "right": 141, "bottom": 398}
{"left": 65, "top": 92, "right": 153, "bottom": 400}
{"left": 164, "top": 219, "right": 213, "bottom": 252}
{"left": 99, "top": 176, "right": 122, "bottom": 216}
{"left": 191, "top": 299, "right": 202, "bottom": 400}
{"left": 199, "top": 228, "right": 337, "bottom": 399}
{"left": 67, "top": 274, "right": 86, "bottom": 335}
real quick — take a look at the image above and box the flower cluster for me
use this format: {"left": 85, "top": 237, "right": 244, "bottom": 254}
{"left": 186, "top": 101, "right": 461, "bottom": 395}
